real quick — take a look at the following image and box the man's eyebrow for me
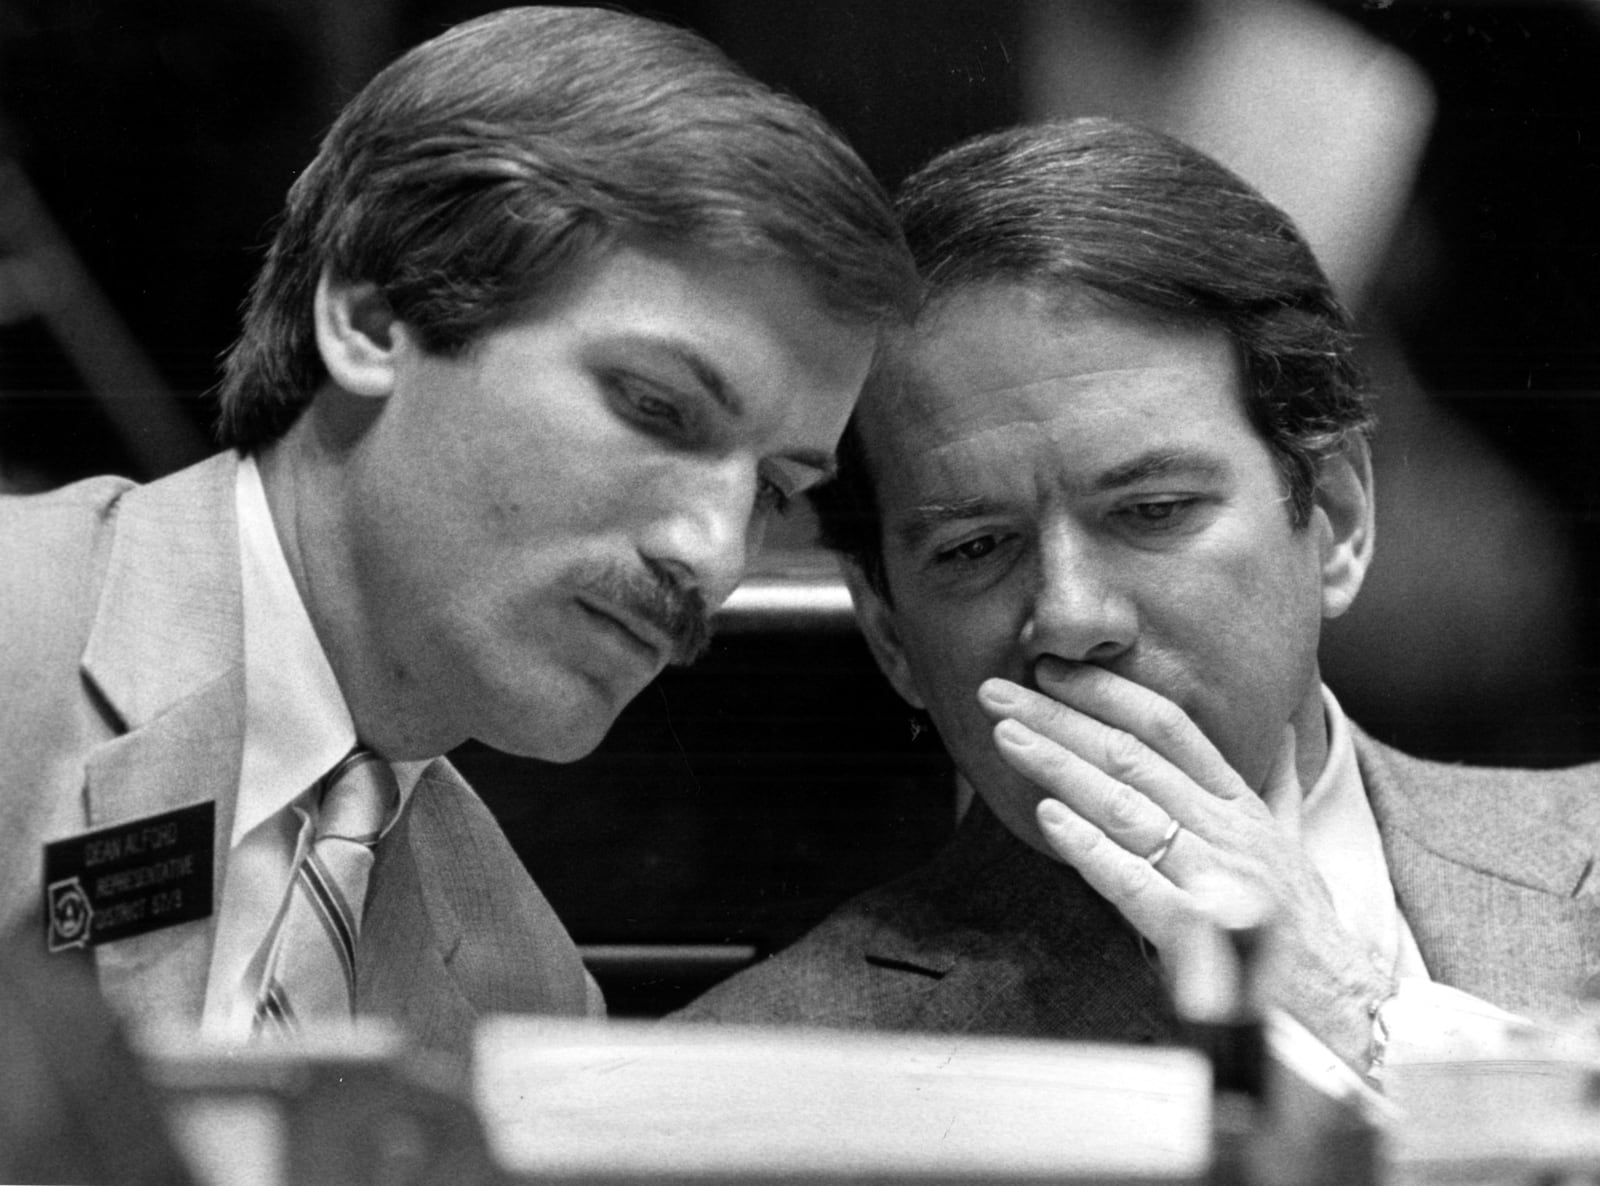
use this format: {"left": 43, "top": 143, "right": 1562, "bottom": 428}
{"left": 662, "top": 342, "right": 742, "bottom": 416}
{"left": 1092, "top": 450, "right": 1230, "bottom": 492}
{"left": 892, "top": 497, "right": 996, "bottom": 550}
{"left": 886, "top": 452, "right": 1231, "bottom": 550}
{"left": 654, "top": 340, "right": 835, "bottom": 478}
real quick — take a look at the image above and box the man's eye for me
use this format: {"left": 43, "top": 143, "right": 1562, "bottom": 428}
{"left": 610, "top": 375, "right": 689, "bottom": 431}
{"left": 936, "top": 535, "right": 1001, "bottom": 563}
{"left": 630, "top": 390, "right": 684, "bottom": 427}
{"left": 1122, "top": 499, "right": 1197, "bottom": 527}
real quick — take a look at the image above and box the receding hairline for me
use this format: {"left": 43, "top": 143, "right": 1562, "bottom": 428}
{"left": 914, "top": 273, "right": 1226, "bottom": 341}
{"left": 868, "top": 276, "right": 1244, "bottom": 417}
{"left": 851, "top": 277, "right": 1270, "bottom": 515}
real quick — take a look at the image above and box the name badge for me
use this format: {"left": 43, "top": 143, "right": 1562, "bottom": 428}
{"left": 43, "top": 801, "right": 215, "bottom": 952}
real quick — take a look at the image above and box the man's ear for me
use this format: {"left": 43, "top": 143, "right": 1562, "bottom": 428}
{"left": 313, "top": 271, "right": 404, "bottom": 398}
{"left": 1312, "top": 436, "right": 1375, "bottom": 620}
{"left": 842, "top": 561, "right": 927, "bottom": 710}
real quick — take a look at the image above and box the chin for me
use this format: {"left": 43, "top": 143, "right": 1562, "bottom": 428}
{"left": 474, "top": 697, "right": 619, "bottom": 763}
{"left": 480, "top": 724, "right": 608, "bottom": 763}
{"left": 470, "top": 659, "right": 645, "bottom": 760}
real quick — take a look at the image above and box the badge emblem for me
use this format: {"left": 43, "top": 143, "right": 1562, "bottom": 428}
{"left": 47, "top": 877, "right": 94, "bottom": 951}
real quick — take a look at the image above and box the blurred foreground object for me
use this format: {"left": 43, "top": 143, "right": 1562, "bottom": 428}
{"left": 1384, "top": 1027, "right": 1600, "bottom": 1185}
{"left": 470, "top": 1018, "right": 1600, "bottom": 1185}
{"left": 475, "top": 1018, "right": 1213, "bottom": 1183}
{"left": 118, "top": 1009, "right": 1600, "bottom": 1184}
{"left": 141, "top": 1021, "right": 503, "bottom": 1186}
{"left": 1023, "top": 0, "right": 1433, "bottom": 310}
{"left": 0, "top": 930, "right": 196, "bottom": 1185}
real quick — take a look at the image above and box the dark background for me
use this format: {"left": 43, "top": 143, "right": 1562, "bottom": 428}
{"left": 4, "top": 0, "right": 1599, "bottom": 1013}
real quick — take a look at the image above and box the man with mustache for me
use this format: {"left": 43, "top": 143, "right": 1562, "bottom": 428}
{"left": 0, "top": 6, "right": 913, "bottom": 1065}
{"left": 679, "top": 119, "right": 1600, "bottom": 1080}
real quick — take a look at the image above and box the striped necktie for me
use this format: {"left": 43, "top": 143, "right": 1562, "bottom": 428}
{"left": 253, "top": 748, "right": 398, "bottom": 1035}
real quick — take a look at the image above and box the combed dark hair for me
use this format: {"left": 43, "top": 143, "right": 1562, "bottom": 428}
{"left": 814, "top": 117, "right": 1373, "bottom": 598}
{"left": 216, "top": 5, "right": 916, "bottom": 447}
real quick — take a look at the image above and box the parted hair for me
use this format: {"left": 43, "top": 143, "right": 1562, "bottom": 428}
{"left": 216, "top": 4, "right": 916, "bottom": 447}
{"left": 814, "top": 117, "right": 1373, "bottom": 599}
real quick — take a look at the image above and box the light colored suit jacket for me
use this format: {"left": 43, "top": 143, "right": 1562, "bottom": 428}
{"left": 677, "top": 730, "right": 1600, "bottom": 1038}
{"left": 0, "top": 453, "right": 600, "bottom": 1065}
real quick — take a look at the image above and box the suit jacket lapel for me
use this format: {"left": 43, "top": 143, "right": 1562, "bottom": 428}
{"left": 79, "top": 454, "right": 244, "bottom": 1030}
{"left": 838, "top": 730, "right": 1598, "bottom": 1037}
{"left": 860, "top": 801, "right": 1174, "bottom": 1042}
{"left": 1357, "top": 728, "right": 1600, "bottom": 1016}
{"left": 358, "top": 757, "right": 599, "bottom": 1058}
{"left": 356, "top": 761, "right": 477, "bottom": 1058}
{"left": 1359, "top": 729, "right": 1595, "bottom": 895}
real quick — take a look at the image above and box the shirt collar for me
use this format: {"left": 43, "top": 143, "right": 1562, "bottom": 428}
{"left": 1304, "top": 683, "right": 1358, "bottom": 817}
{"left": 235, "top": 454, "right": 357, "bottom": 846}
{"left": 234, "top": 455, "right": 425, "bottom": 845}
{"left": 1278, "top": 685, "right": 1424, "bottom": 976}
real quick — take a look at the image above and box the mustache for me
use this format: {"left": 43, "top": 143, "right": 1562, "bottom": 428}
{"left": 573, "top": 560, "right": 712, "bottom": 666}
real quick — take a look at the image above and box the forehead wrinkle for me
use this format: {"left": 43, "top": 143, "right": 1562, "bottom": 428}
{"left": 978, "top": 363, "right": 1200, "bottom": 398}
{"left": 872, "top": 411, "right": 1057, "bottom": 556}
{"left": 1092, "top": 449, "right": 1232, "bottom": 493}
{"left": 885, "top": 347, "right": 1214, "bottom": 438}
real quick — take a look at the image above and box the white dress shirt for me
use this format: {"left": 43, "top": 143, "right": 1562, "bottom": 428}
{"left": 1265, "top": 687, "right": 1526, "bottom": 1083}
{"left": 199, "top": 455, "right": 425, "bottom": 1040}
{"left": 1262, "top": 686, "right": 1429, "bottom": 983}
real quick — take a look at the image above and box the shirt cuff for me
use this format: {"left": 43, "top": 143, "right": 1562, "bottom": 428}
{"left": 1376, "top": 977, "right": 1536, "bottom": 1068}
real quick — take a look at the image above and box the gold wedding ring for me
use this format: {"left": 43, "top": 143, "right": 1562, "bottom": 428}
{"left": 1144, "top": 818, "right": 1181, "bottom": 869}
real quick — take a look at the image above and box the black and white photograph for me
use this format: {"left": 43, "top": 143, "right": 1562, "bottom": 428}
{"left": 3, "top": 2, "right": 1600, "bottom": 1182}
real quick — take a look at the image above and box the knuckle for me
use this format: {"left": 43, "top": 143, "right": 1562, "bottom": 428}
{"left": 1040, "top": 742, "right": 1079, "bottom": 782}
{"left": 1107, "top": 855, "right": 1156, "bottom": 902}
{"left": 1100, "top": 785, "right": 1145, "bottom": 832}
{"left": 1144, "top": 697, "right": 1189, "bottom": 750}
{"left": 1035, "top": 694, "right": 1073, "bottom": 729}
{"left": 1076, "top": 824, "right": 1121, "bottom": 870}
{"left": 1100, "top": 728, "right": 1146, "bottom": 781}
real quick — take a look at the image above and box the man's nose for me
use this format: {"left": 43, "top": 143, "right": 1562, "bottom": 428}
{"left": 641, "top": 457, "right": 758, "bottom": 609}
{"left": 1018, "top": 528, "right": 1137, "bottom": 666}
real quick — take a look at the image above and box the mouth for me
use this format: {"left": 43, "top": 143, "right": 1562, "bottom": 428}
{"left": 575, "top": 597, "right": 670, "bottom": 664}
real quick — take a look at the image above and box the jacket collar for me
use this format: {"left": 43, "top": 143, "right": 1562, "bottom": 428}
{"left": 855, "top": 797, "right": 1017, "bottom": 978}
{"left": 1356, "top": 724, "right": 1600, "bottom": 1015}
{"left": 1355, "top": 725, "right": 1598, "bottom": 897}
{"left": 82, "top": 453, "right": 244, "bottom": 737}
{"left": 857, "top": 798, "right": 1174, "bottom": 1042}
{"left": 79, "top": 453, "right": 247, "bottom": 1028}
{"left": 857, "top": 726, "right": 1598, "bottom": 1039}
{"left": 356, "top": 759, "right": 475, "bottom": 1062}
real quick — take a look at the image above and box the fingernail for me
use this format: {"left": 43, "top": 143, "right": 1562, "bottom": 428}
{"left": 994, "top": 718, "right": 1035, "bottom": 747}
{"left": 978, "top": 679, "right": 1019, "bottom": 711}
{"left": 1037, "top": 799, "right": 1069, "bottom": 827}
